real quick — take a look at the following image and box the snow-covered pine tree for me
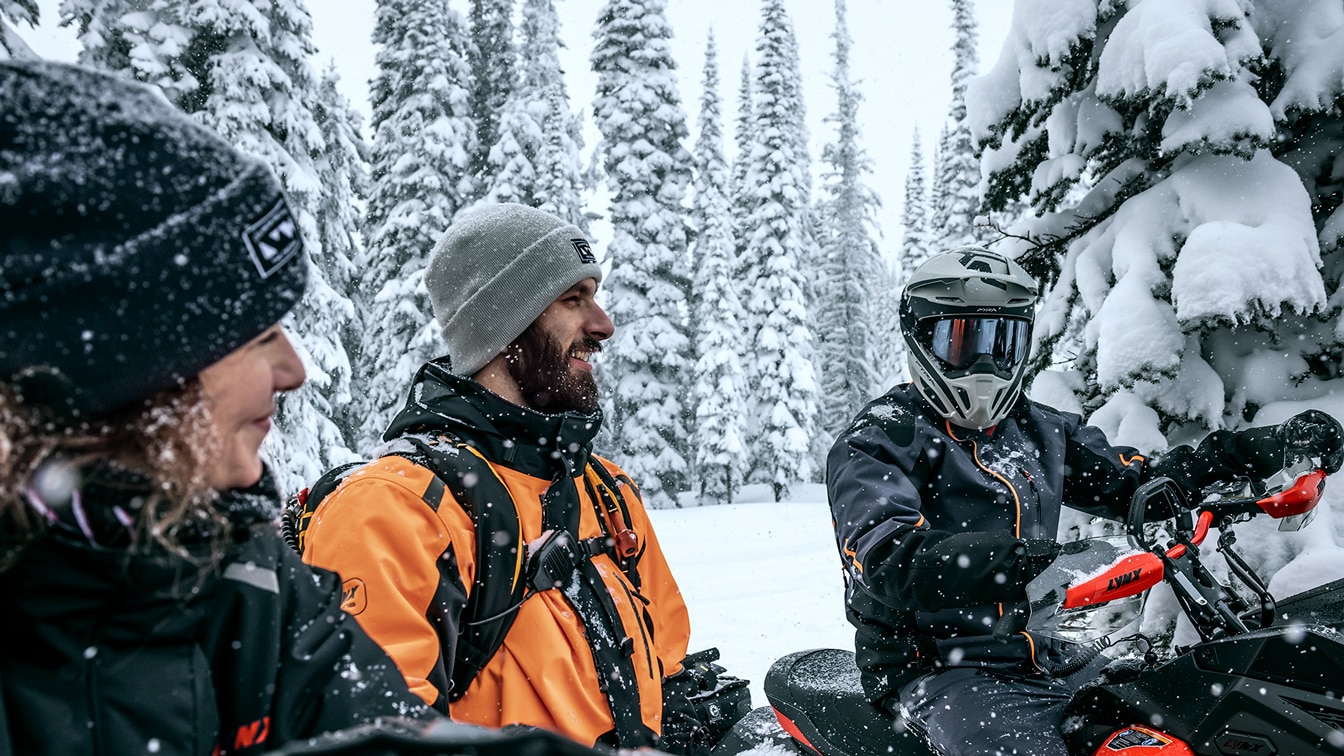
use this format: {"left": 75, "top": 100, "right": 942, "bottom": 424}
{"left": 63, "top": 0, "right": 360, "bottom": 492}
{"left": 1, "top": 0, "right": 37, "bottom": 59}
{"left": 61, "top": 0, "right": 181, "bottom": 92}
{"left": 871, "top": 258, "right": 907, "bottom": 389}
{"left": 899, "top": 129, "right": 933, "bottom": 271}
{"left": 467, "top": 0, "right": 516, "bottom": 199}
{"left": 591, "top": 0, "right": 694, "bottom": 506}
{"left": 689, "top": 32, "right": 747, "bottom": 506}
{"left": 971, "top": 0, "right": 1344, "bottom": 600}
{"left": 813, "top": 0, "right": 885, "bottom": 436}
{"left": 740, "top": 0, "right": 819, "bottom": 501}
{"left": 730, "top": 54, "right": 755, "bottom": 256}
{"left": 533, "top": 88, "right": 588, "bottom": 230}
{"left": 928, "top": 0, "right": 983, "bottom": 249}
{"left": 478, "top": 0, "right": 586, "bottom": 228}
{"left": 303, "top": 64, "right": 369, "bottom": 460}
{"left": 357, "top": 0, "right": 475, "bottom": 449}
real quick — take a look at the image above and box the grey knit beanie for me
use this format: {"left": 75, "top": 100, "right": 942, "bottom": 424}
{"left": 426, "top": 204, "right": 602, "bottom": 376}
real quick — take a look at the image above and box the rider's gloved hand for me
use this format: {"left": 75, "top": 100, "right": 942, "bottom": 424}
{"left": 660, "top": 667, "right": 714, "bottom": 756}
{"left": 1276, "top": 409, "right": 1344, "bottom": 473}
{"left": 1019, "top": 538, "right": 1063, "bottom": 581}
{"left": 1222, "top": 410, "right": 1344, "bottom": 481}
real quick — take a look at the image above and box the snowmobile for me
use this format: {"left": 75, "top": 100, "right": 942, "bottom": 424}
{"left": 715, "top": 455, "right": 1344, "bottom": 756}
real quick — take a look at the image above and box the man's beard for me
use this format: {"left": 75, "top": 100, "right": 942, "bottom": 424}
{"left": 504, "top": 322, "right": 602, "bottom": 413}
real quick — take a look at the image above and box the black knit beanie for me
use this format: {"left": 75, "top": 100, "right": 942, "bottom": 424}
{"left": 0, "top": 61, "right": 309, "bottom": 419}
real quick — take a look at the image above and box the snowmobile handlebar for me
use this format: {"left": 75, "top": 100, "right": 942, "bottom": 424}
{"left": 1127, "top": 461, "right": 1328, "bottom": 553}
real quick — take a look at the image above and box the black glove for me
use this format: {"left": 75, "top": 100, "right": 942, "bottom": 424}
{"left": 659, "top": 649, "right": 752, "bottom": 756}
{"left": 1276, "top": 409, "right": 1344, "bottom": 474}
{"left": 659, "top": 669, "right": 714, "bottom": 756}
{"left": 1159, "top": 410, "right": 1344, "bottom": 494}
{"left": 1020, "top": 538, "right": 1064, "bottom": 582}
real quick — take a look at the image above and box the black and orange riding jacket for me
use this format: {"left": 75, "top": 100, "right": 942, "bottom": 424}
{"left": 301, "top": 360, "right": 691, "bottom": 748}
{"left": 826, "top": 383, "right": 1265, "bottom": 707}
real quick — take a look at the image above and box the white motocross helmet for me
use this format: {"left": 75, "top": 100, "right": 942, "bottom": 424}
{"left": 900, "top": 247, "right": 1040, "bottom": 430}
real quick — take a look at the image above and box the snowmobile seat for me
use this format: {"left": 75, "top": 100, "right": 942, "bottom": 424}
{"left": 763, "top": 648, "right": 936, "bottom": 756}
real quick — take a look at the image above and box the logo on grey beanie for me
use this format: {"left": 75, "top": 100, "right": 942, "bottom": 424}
{"left": 571, "top": 238, "right": 597, "bottom": 265}
{"left": 244, "top": 200, "right": 301, "bottom": 278}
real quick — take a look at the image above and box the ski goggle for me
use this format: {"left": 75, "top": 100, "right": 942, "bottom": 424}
{"left": 918, "top": 316, "right": 1030, "bottom": 372}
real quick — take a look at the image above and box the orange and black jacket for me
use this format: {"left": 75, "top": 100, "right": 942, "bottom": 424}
{"left": 826, "top": 384, "right": 1271, "bottom": 706}
{"left": 301, "top": 360, "right": 691, "bottom": 748}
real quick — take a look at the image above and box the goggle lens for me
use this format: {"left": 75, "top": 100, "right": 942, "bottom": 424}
{"left": 923, "top": 317, "right": 1030, "bottom": 371}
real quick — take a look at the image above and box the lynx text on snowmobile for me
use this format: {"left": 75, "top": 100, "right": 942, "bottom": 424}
{"left": 716, "top": 454, "right": 1344, "bottom": 756}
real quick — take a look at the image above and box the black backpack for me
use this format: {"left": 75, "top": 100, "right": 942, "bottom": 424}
{"left": 281, "top": 434, "right": 641, "bottom": 709}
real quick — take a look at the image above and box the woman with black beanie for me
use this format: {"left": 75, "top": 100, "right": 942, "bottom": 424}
{"left": 0, "top": 60, "right": 431, "bottom": 755}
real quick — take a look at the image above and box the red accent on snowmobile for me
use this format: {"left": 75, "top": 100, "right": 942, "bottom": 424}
{"left": 1165, "top": 511, "right": 1213, "bottom": 559}
{"left": 1092, "top": 724, "right": 1194, "bottom": 755}
{"left": 1063, "top": 552, "right": 1164, "bottom": 610}
{"left": 1255, "top": 468, "right": 1326, "bottom": 518}
{"left": 772, "top": 707, "right": 824, "bottom": 756}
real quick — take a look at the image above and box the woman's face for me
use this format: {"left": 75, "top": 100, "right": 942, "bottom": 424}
{"left": 197, "top": 325, "right": 305, "bottom": 490}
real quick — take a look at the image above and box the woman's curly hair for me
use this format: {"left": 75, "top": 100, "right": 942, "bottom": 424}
{"left": 0, "top": 381, "right": 228, "bottom": 570}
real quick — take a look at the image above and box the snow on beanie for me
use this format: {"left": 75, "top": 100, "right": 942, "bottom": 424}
{"left": 0, "top": 60, "right": 308, "bottom": 419}
{"left": 426, "top": 203, "right": 602, "bottom": 376}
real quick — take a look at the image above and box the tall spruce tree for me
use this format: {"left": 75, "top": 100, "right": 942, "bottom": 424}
{"left": 533, "top": 88, "right": 588, "bottom": 229}
{"left": 689, "top": 32, "right": 747, "bottom": 506}
{"left": 971, "top": 0, "right": 1344, "bottom": 605}
{"left": 309, "top": 65, "right": 370, "bottom": 454}
{"left": 871, "top": 258, "right": 907, "bottom": 388}
{"left": 591, "top": 0, "right": 694, "bottom": 506}
{"left": 467, "top": 0, "right": 516, "bottom": 197}
{"left": 900, "top": 129, "right": 932, "bottom": 270}
{"left": 730, "top": 54, "right": 755, "bottom": 255}
{"left": 814, "top": 0, "right": 885, "bottom": 435}
{"left": 1, "top": 0, "right": 37, "bottom": 58}
{"left": 929, "top": 0, "right": 982, "bottom": 248}
{"left": 478, "top": 0, "right": 586, "bottom": 227}
{"left": 63, "top": 0, "right": 360, "bottom": 491}
{"left": 740, "top": 0, "right": 819, "bottom": 501}
{"left": 357, "top": 0, "right": 475, "bottom": 449}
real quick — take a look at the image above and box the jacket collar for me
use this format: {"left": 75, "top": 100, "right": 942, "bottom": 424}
{"left": 383, "top": 358, "right": 603, "bottom": 478}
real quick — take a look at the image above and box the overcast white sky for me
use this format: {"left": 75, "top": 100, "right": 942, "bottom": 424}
{"left": 24, "top": 0, "right": 1013, "bottom": 254}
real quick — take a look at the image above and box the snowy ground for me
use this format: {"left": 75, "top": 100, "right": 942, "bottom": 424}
{"left": 648, "top": 483, "right": 854, "bottom": 712}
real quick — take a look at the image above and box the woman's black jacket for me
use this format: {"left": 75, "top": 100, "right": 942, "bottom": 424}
{"left": 0, "top": 471, "right": 430, "bottom": 755}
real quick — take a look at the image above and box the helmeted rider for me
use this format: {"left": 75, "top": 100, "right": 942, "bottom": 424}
{"left": 826, "top": 247, "right": 1344, "bottom": 756}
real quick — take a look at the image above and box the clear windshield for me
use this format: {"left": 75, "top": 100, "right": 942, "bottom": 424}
{"left": 1025, "top": 534, "right": 1150, "bottom": 645}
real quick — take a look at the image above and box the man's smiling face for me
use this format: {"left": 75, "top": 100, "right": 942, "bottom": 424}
{"left": 504, "top": 278, "right": 613, "bottom": 413}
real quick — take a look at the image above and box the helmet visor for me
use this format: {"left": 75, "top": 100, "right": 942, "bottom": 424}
{"left": 921, "top": 316, "right": 1030, "bottom": 372}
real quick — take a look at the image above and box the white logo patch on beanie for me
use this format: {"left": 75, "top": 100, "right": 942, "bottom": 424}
{"left": 244, "top": 200, "right": 302, "bottom": 278}
{"left": 571, "top": 238, "right": 597, "bottom": 264}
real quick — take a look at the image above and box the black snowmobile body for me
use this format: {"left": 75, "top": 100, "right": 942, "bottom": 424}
{"left": 1065, "top": 606, "right": 1344, "bottom": 755}
{"left": 716, "top": 464, "right": 1344, "bottom": 756}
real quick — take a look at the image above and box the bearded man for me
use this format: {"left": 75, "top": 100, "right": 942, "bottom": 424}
{"left": 299, "top": 204, "right": 697, "bottom": 752}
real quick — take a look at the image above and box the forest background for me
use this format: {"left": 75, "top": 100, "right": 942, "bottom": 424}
{"left": 6, "top": 0, "right": 1344, "bottom": 655}
{"left": 7, "top": 0, "right": 1017, "bottom": 506}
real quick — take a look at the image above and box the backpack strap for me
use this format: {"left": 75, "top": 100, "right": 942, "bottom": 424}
{"left": 398, "top": 436, "right": 527, "bottom": 703}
